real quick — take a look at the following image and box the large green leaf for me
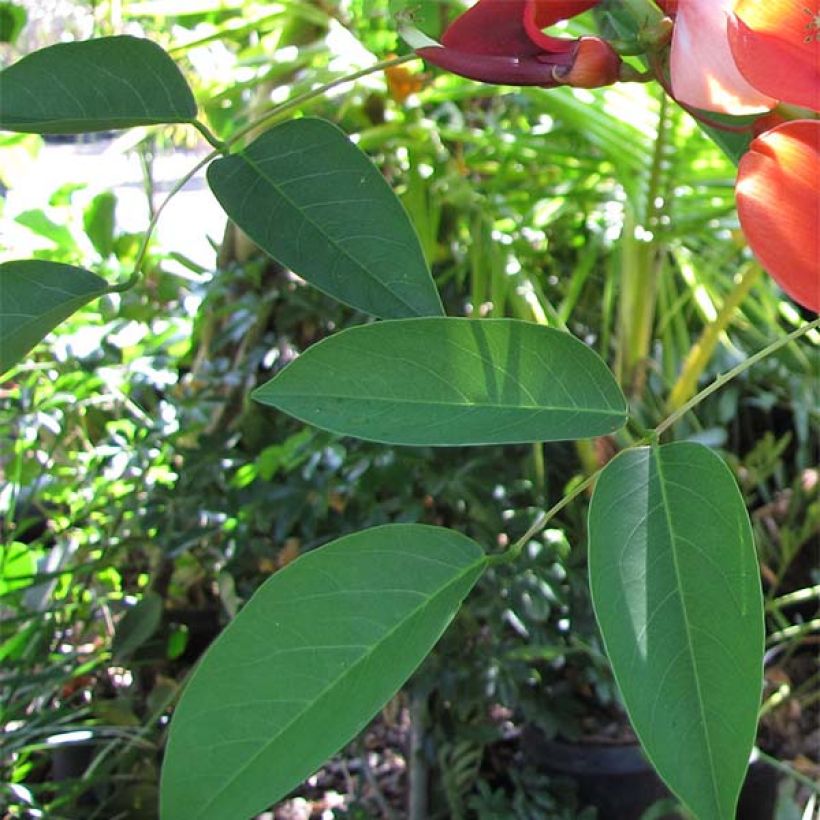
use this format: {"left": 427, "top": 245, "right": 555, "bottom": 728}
{"left": 0, "top": 36, "right": 196, "bottom": 133}
{"left": 0, "top": 260, "right": 108, "bottom": 374}
{"left": 207, "top": 118, "right": 443, "bottom": 319}
{"left": 253, "top": 317, "right": 627, "bottom": 446}
{"left": 160, "top": 524, "right": 486, "bottom": 820}
{"left": 588, "top": 443, "right": 764, "bottom": 820}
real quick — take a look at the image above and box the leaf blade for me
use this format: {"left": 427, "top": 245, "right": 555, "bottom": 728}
{"left": 253, "top": 317, "right": 627, "bottom": 446}
{"left": 0, "top": 260, "right": 108, "bottom": 374}
{"left": 160, "top": 524, "right": 486, "bottom": 820}
{"left": 0, "top": 36, "right": 196, "bottom": 133}
{"left": 207, "top": 118, "right": 443, "bottom": 319}
{"left": 588, "top": 443, "right": 764, "bottom": 820}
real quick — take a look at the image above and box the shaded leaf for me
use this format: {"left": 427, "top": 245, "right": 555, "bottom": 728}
{"left": 0, "top": 260, "right": 108, "bottom": 375}
{"left": 112, "top": 592, "right": 164, "bottom": 660}
{"left": 0, "top": 36, "right": 196, "bottom": 133}
{"left": 253, "top": 317, "right": 627, "bottom": 446}
{"left": 160, "top": 524, "right": 486, "bottom": 820}
{"left": 588, "top": 443, "right": 764, "bottom": 820}
{"left": 207, "top": 118, "right": 443, "bottom": 319}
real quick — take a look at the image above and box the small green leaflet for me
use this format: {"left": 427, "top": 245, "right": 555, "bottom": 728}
{"left": 253, "top": 317, "right": 627, "bottom": 446}
{"left": 207, "top": 118, "right": 443, "bottom": 319}
{"left": 0, "top": 36, "right": 197, "bottom": 133}
{"left": 112, "top": 592, "right": 164, "bottom": 660}
{"left": 160, "top": 524, "right": 486, "bottom": 820}
{"left": 588, "top": 443, "right": 764, "bottom": 820}
{"left": 0, "top": 260, "right": 108, "bottom": 375}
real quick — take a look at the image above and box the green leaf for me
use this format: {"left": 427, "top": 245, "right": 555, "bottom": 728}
{"left": 207, "top": 118, "right": 443, "bottom": 319}
{"left": 0, "top": 260, "right": 108, "bottom": 375}
{"left": 112, "top": 592, "right": 164, "bottom": 660}
{"left": 696, "top": 113, "right": 757, "bottom": 166}
{"left": 0, "top": 542, "right": 38, "bottom": 596}
{"left": 0, "top": 36, "right": 197, "bottom": 134}
{"left": 84, "top": 192, "right": 118, "bottom": 258}
{"left": 160, "top": 524, "right": 486, "bottom": 820}
{"left": 588, "top": 443, "right": 764, "bottom": 820}
{"left": 253, "top": 318, "right": 627, "bottom": 446}
{"left": 0, "top": 2, "right": 26, "bottom": 45}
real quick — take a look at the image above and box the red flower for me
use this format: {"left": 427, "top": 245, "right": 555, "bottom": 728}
{"left": 736, "top": 120, "right": 820, "bottom": 312}
{"left": 729, "top": 0, "right": 820, "bottom": 112}
{"left": 662, "top": 0, "right": 818, "bottom": 311}
{"left": 416, "top": 0, "right": 620, "bottom": 89}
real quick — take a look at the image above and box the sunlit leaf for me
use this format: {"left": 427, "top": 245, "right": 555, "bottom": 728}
{"left": 161, "top": 524, "right": 486, "bottom": 820}
{"left": 588, "top": 442, "right": 764, "bottom": 820}
{"left": 253, "top": 317, "right": 627, "bottom": 446}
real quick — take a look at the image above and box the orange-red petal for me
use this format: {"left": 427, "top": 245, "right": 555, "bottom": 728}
{"left": 524, "top": 0, "right": 600, "bottom": 51}
{"left": 736, "top": 120, "right": 820, "bottom": 312}
{"left": 729, "top": 0, "right": 820, "bottom": 112}
{"left": 670, "top": 0, "right": 774, "bottom": 114}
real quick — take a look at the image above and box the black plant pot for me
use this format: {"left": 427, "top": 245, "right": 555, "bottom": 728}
{"left": 522, "top": 728, "right": 779, "bottom": 820}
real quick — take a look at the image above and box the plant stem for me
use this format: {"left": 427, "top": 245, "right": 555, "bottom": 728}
{"left": 192, "top": 119, "right": 227, "bottom": 152}
{"left": 500, "top": 315, "right": 820, "bottom": 560}
{"left": 656, "top": 316, "right": 820, "bottom": 439}
{"left": 490, "top": 472, "right": 598, "bottom": 565}
{"left": 225, "top": 54, "right": 417, "bottom": 150}
{"left": 110, "top": 152, "right": 218, "bottom": 293}
{"left": 115, "top": 54, "right": 417, "bottom": 291}
{"left": 756, "top": 748, "right": 820, "bottom": 795}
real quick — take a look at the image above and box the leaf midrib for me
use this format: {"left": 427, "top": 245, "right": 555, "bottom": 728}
{"left": 263, "top": 392, "right": 623, "bottom": 415}
{"left": 232, "top": 147, "right": 428, "bottom": 318}
{"left": 191, "top": 553, "right": 486, "bottom": 817}
{"left": 653, "top": 447, "right": 722, "bottom": 817}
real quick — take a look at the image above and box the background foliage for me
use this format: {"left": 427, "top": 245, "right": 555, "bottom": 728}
{"left": 1, "top": 1, "right": 817, "bottom": 818}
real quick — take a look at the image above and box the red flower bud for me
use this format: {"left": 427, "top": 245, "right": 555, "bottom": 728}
{"left": 554, "top": 37, "right": 621, "bottom": 88}
{"left": 415, "top": 0, "right": 619, "bottom": 90}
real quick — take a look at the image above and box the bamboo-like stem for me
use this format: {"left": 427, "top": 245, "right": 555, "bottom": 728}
{"left": 499, "top": 316, "right": 820, "bottom": 560}
{"left": 666, "top": 263, "right": 762, "bottom": 412}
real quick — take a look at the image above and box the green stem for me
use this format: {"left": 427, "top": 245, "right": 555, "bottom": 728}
{"left": 490, "top": 472, "right": 597, "bottom": 565}
{"left": 755, "top": 749, "right": 820, "bottom": 795}
{"left": 620, "top": 0, "right": 665, "bottom": 27}
{"left": 499, "top": 316, "right": 820, "bottom": 560}
{"left": 656, "top": 316, "right": 820, "bottom": 439}
{"left": 225, "top": 53, "right": 417, "bottom": 150}
{"left": 111, "top": 152, "right": 218, "bottom": 293}
{"left": 767, "top": 584, "right": 820, "bottom": 611}
{"left": 115, "top": 55, "right": 417, "bottom": 292}
{"left": 193, "top": 119, "right": 227, "bottom": 152}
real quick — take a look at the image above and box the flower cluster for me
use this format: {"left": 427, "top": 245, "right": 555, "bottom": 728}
{"left": 416, "top": 0, "right": 819, "bottom": 312}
